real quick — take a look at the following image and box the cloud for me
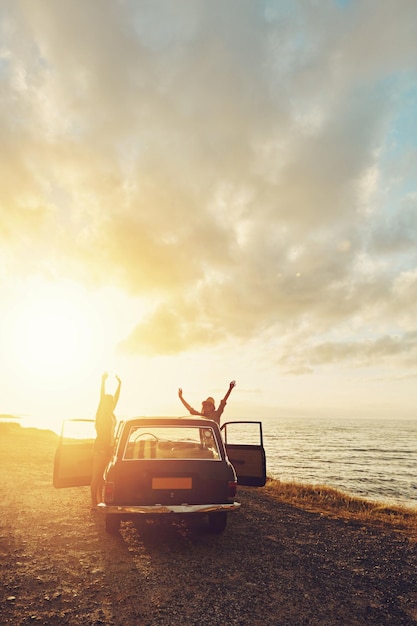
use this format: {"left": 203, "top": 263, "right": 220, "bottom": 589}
{"left": 278, "top": 330, "right": 417, "bottom": 374}
{"left": 1, "top": 0, "right": 417, "bottom": 364}
{"left": 372, "top": 193, "right": 417, "bottom": 256}
{"left": 118, "top": 301, "right": 227, "bottom": 355}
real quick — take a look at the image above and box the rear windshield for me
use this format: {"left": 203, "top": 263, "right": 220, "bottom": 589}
{"left": 123, "top": 425, "right": 221, "bottom": 460}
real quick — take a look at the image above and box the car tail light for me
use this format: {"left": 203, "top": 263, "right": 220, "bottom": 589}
{"left": 228, "top": 480, "right": 237, "bottom": 498}
{"left": 104, "top": 481, "right": 114, "bottom": 503}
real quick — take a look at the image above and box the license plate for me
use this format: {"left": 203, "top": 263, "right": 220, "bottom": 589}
{"left": 152, "top": 477, "right": 192, "bottom": 490}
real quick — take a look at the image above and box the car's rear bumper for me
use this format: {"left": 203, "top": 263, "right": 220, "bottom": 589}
{"left": 97, "top": 502, "right": 241, "bottom": 515}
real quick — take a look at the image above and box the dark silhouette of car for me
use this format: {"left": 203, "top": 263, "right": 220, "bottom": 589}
{"left": 53, "top": 416, "right": 266, "bottom": 534}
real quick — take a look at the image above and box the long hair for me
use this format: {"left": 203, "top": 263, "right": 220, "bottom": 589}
{"left": 95, "top": 394, "right": 115, "bottom": 435}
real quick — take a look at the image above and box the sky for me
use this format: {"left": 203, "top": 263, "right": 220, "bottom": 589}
{"left": 1, "top": 0, "right": 417, "bottom": 432}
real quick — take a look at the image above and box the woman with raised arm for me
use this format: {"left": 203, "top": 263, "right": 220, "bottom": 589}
{"left": 91, "top": 372, "right": 121, "bottom": 509}
{"left": 178, "top": 380, "right": 236, "bottom": 426}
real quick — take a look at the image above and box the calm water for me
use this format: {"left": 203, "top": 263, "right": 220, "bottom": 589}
{"left": 232, "top": 417, "right": 417, "bottom": 508}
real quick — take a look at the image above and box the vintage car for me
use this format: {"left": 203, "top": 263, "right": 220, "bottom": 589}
{"left": 53, "top": 416, "right": 266, "bottom": 533}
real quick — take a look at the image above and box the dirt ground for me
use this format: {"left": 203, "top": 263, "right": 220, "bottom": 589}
{"left": 1, "top": 423, "right": 417, "bottom": 626}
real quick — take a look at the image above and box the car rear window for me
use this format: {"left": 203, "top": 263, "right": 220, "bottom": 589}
{"left": 123, "top": 425, "right": 221, "bottom": 461}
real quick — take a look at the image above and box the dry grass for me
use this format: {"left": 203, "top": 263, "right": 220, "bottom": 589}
{"left": 264, "top": 476, "right": 417, "bottom": 537}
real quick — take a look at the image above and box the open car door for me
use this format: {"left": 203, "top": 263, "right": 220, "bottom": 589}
{"left": 53, "top": 419, "right": 96, "bottom": 488}
{"left": 221, "top": 421, "right": 266, "bottom": 487}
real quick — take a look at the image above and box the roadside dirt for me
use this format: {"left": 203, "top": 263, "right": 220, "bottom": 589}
{"left": 1, "top": 423, "right": 416, "bottom": 626}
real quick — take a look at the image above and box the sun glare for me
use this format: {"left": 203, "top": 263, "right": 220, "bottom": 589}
{"left": 6, "top": 282, "right": 106, "bottom": 384}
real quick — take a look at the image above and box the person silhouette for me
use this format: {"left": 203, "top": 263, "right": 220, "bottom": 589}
{"left": 90, "top": 372, "right": 121, "bottom": 509}
{"left": 178, "top": 381, "right": 236, "bottom": 426}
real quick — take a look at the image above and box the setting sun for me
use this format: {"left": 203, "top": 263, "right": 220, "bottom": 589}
{"left": 4, "top": 282, "right": 105, "bottom": 384}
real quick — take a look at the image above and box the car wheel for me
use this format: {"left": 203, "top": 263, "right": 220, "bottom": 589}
{"left": 105, "top": 514, "right": 121, "bottom": 533}
{"left": 208, "top": 512, "right": 227, "bottom": 533}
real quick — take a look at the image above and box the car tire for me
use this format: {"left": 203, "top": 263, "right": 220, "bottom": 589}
{"left": 208, "top": 512, "right": 228, "bottom": 533}
{"left": 105, "top": 514, "right": 121, "bottom": 533}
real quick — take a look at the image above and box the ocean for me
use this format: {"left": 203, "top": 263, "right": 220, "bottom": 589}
{"left": 249, "top": 416, "right": 417, "bottom": 508}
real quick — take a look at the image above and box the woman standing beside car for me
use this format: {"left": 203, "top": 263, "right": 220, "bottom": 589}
{"left": 90, "top": 372, "right": 121, "bottom": 509}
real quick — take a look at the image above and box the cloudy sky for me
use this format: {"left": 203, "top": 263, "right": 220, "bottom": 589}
{"left": 1, "top": 0, "right": 417, "bottom": 431}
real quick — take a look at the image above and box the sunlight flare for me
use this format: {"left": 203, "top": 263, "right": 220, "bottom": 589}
{"left": 5, "top": 282, "right": 106, "bottom": 384}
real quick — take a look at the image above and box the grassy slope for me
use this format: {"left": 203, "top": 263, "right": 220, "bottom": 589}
{"left": 264, "top": 477, "right": 417, "bottom": 537}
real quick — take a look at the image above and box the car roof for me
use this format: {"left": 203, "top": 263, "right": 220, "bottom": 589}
{"left": 119, "top": 416, "right": 220, "bottom": 429}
